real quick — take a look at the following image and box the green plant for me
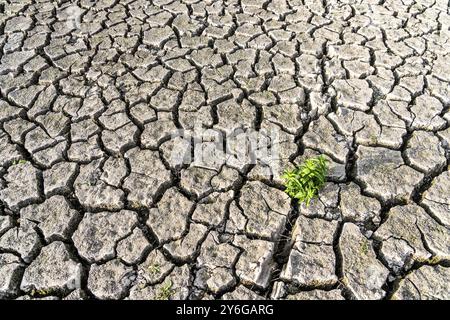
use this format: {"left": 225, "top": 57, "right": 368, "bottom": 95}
{"left": 147, "top": 264, "right": 161, "bottom": 276}
{"left": 30, "top": 288, "right": 53, "bottom": 297}
{"left": 360, "top": 239, "right": 369, "bottom": 255}
{"left": 156, "top": 280, "right": 174, "bottom": 300}
{"left": 282, "top": 155, "right": 328, "bottom": 206}
{"left": 13, "top": 159, "right": 27, "bottom": 165}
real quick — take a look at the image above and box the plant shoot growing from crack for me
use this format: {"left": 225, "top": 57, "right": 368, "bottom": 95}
{"left": 282, "top": 155, "right": 328, "bottom": 206}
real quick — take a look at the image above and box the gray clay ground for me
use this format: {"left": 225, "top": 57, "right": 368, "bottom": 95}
{"left": 1, "top": 0, "right": 450, "bottom": 300}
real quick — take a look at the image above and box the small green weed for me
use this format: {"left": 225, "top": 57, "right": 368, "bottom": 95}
{"left": 282, "top": 155, "right": 328, "bottom": 206}
{"left": 156, "top": 280, "right": 174, "bottom": 300}
{"left": 147, "top": 264, "right": 161, "bottom": 276}
{"left": 360, "top": 239, "right": 369, "bottom": 255}
{"left": 30, "top": 288, "right": 53, "bottom": 297}
{"left": 13, "top": 159, "right": 27, "bottom": 165}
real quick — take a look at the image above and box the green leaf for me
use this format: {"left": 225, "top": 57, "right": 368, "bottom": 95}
{"left": 281, "top": 155, "right": 329, "bottom": 206}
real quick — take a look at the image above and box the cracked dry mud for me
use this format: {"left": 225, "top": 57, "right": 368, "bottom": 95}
{"left": 0, "top": 0, "right": 449, "bottom": 301}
